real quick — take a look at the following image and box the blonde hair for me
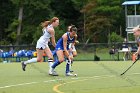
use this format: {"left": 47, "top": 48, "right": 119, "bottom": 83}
{"left": 41, "top": 17, "right": 59, "bottom": 28}
{"left": 50, "top": 17, "right": 59, "bottom": 24}
{"left": 41, "top": 21, "right": 50, "bottom": 27}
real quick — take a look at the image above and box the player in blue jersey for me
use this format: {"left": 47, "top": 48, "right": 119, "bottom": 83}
{"left": 66, "top": 25, "right": 78, "bottom": 73}
{"left": 49, "top": 25, "right": 77, "bottom": 76}
{"left": 21, "top": 17, "right": 59, "bottom": 75}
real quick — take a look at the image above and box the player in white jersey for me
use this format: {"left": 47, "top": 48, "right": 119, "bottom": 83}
{"left": 132, "top": 25, "right": 140, "bottom": 58}
{"left": 21, "top": 17, "right": 59, "bottom": 75}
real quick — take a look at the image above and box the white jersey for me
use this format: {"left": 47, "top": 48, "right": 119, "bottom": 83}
{"left": 39, "top": 25, "right": 52, "bottom": 43}
{"left": 36, "top": 25, "right": 53, "bottom": 49}
{"left": 69, "top": 43, "right": 76, "bottom": 52}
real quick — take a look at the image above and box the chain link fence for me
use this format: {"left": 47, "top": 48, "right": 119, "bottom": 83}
{"left": 0, "top": 43, "right": 138, "bottom": 62}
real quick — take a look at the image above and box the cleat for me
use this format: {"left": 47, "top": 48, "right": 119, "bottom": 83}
{"left": 49, "top": 71, "right": 59, "bottom": 76}
{"left": 21, "top": 62, "right": 26, "bottom": 71}
{"left": 49, "top": 67, "right": 58, "bottom": 76}
{"left": 66, "top": 72, "right": 74, "bottom": 76}
{"left": 70, "top": 70, "right": 74, "bottom": 73}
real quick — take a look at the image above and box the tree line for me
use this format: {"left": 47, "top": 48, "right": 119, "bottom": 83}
{"left": 0, "top": 0, "right": 134, "bottom": 45}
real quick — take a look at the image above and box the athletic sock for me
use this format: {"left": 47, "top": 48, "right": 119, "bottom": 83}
{"left": 66, "top": 62, "right": 70, "bottom": 73}
{"left": 24, "top": 58, "right": 37, "bottom": 64}
{"left": 66, "top": 59, "right": 72, "bottom": 73}
{"left": 48, "top": 58, "right": 53, "bottom": 69}
{"left": 51, "top": 60, "right": 60, "bottom": 69}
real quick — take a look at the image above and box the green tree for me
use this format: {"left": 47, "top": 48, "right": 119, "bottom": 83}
{"left": 7, "top": 0, "right": 53, "bottom": 45}
{"left": 50, "top": 0, "right": 81, "bottom": 25}
{"left": 0, "top": 0, "right": 15, "bottom": 45}
{"left": 10, "top": 0, "right": 25, "bottom": 45}
{"left": 0, "top": 0, "right": 126, "bottom": 45}
{"left": 80, "top": 0, "right": 124, "bottom": 43}
{"left": 109, "top": 32, "right": 123, "bottom": 43}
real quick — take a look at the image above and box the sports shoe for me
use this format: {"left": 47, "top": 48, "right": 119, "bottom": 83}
{"left": 49, "top": 67, "right": 58, "bottom": 76}
{"left": 70, "top": 70, "right": 74, "bottom": 73}
{"left": 52, "top": 71, "right": 59, "bottom": 76}
{"left": 21, "top": 62, "right": 26, "bottom": 71}
{"left": 66, "top": 72, "right": 74, "bottom": 76}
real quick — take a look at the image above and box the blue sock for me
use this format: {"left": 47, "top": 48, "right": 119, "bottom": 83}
{"left": 66, "top": 63, "right": 70, "bottom": 73}
{"left": 52, "top": 60, "right": 60, "bottom": 69}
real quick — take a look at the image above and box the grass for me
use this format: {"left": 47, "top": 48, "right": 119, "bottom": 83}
{"left": 0, "top": 61, "right": 140, "bottom": 93}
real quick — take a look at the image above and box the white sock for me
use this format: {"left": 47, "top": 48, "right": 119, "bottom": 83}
{"left": 48, "top": 58, "right": 53, "bottom": 69}
{"left": 49, "top": 62, "right": 53, "bottom": 69}
{"left": 24, "top": 58, "right": 37, "bottom": 64}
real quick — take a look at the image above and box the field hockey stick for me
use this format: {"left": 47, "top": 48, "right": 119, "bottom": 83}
{"left": 120, "top": 56, "right": 139, "bottom": 76}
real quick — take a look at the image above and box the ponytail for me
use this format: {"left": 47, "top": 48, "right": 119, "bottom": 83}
{"left": 41, "top": 17, "right": 59, "bottom": 28}
{"left": 41, "top": 21, "right": 50, "bottom": 28}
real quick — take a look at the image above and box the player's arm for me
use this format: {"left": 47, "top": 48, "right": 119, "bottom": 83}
{"left": 62, "top": 34, "right": 69, "bottom": 58}
{"left": 135, "top": 42, "right": 140, "bottom": 56}
{"left": 74, "top": 34, "right": 79, "bottom": 44}
{"left": 49, "top": 28, "right": 56, "bottom": 47}
{"left": 69, "top": 34, "right": 78, "bottom": 51}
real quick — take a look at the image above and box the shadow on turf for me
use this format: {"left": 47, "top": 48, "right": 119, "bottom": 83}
{"left": 95, "top": 62, "right": 137, "bottom": 86}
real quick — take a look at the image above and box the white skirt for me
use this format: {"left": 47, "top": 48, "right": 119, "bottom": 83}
{"left": 36, "top": 41, "right": 48, "bottom": 50}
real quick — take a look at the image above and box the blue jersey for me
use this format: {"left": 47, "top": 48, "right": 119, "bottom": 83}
{"left": 55, "top": 32, "right": 75, "bottom": 51}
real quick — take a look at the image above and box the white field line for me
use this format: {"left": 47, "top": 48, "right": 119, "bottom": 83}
{"left": 0, "top": 82, "right": 38, "bottom": 89}
{"left": 0, "top": 73, "right": 140, "bottom": 89}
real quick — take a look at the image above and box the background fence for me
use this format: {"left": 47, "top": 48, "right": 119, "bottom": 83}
{"left": 0, "top": 43, "right": 138, "bottom": 62}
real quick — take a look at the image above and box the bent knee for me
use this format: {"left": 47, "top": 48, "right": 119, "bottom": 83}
{"left": 58, "top": 58, "right": 65, "bottom": 63}
{"left": 73, "top": 54, "right": 77, "bottom": 57}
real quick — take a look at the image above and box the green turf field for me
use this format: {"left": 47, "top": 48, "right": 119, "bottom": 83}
{"left": 0, "top": 61, "right": 140, "bottom": 93}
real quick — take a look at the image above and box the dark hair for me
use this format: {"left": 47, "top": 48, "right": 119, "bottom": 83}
{"left": 70, "top": 25, "right": 77, "bottom": 32}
